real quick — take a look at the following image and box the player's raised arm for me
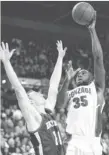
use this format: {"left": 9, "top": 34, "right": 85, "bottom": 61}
{"left": 88, "top": 12, "right": 105, "bottom": 92}
{"left": 0, "top": 42, "right": 41, "bottom": 130}
{"left": 45, "top": 40, "right": 67, "bottom": 112}
{"left": 0, "top": 42, "right": 25, "bottom": 96}
{"left": 57, "top": 61, "right": 81, "bottom": 110}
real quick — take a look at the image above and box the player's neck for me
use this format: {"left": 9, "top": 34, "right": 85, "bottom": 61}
{"left": 77, "top": 81, "right": 89, "bottom": 87}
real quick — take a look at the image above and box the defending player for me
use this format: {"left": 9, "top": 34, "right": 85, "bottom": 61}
{"left": 0, "top": 40, "right": 67, "bottom": 155}
{"left": 57, "top": 12, "right": 105, "bottom": 155}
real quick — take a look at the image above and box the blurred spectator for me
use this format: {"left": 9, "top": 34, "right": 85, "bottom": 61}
{"left": 13, "top": 109, "right": 23, "bottom": 121}
{"left": 101, "top": 131, "right": 109, "bottom": 155}
{"left": 14, "top": 125, "right": 22, "bottom": 136}
{"left": 15, "top": 147, "right": 22, "bottom": 155}
{"left": 3, "top": 147, "right": 9, "bottom": 155}
{"left": 8, "top": 138, "right": 16, "bottom": 153}
{"left": 15, "top": 137, "right": 21, "bottom": 148}
{"left": 4, "top": 118, "right": 14, "bottom": 135}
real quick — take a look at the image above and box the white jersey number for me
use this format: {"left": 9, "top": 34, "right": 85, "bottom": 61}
{"left": 53, "top": 131, "right": 62, "bottom": 145}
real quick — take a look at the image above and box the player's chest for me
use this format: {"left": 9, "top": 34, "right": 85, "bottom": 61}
{"left": 68, "top": 87, "right": 94, "bottom": 110}
{"left": 45, "top": 120, "right": 57, "bottom": 130}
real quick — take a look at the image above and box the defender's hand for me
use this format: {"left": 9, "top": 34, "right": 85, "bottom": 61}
{"left": 0, "top": 42, "right": 15, "bottom": 62}
{"left": 56, "top": 40, "right": 67, "bottom": 58}
{"left": 65, "top": 61, "right": 81, "bottom": 81}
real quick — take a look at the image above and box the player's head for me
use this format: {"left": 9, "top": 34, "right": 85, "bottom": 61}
{"left": 27, "top": 90, "right": 46, "bottom": 114}
{"left": 75, "top": 69, "right": 93, "bottom": 86}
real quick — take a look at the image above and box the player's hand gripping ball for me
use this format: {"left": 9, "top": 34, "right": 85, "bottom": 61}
{"left": 72, "top": 2, "right": 95, "bottom": 26}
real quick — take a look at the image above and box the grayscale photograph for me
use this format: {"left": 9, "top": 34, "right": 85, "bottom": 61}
{"left": 1, "top": 1, "right": 109, "bottom": 155}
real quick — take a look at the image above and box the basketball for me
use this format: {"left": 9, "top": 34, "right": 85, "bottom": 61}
{"left": 72, "top": 2, "right": 95, "bottom": 26}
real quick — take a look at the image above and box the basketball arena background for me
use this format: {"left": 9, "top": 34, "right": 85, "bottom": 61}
{"left": 1, "top": 1, "right": 109, "bottom": 155}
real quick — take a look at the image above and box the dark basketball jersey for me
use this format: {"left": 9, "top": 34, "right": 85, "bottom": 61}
{"left": 29, "top": 109, "right": 65, "bottom": 155}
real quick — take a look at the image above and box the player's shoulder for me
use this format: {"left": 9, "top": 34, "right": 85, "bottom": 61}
{"left": 67, "top": 86, "right": 78, "bottom": 93}
{"left": 93, "top": 80, "right": 104, "bottom": 94}
{"left": 87, "top": 80, "right": 96, "bottom": 88}
{"left": 45, "top": 108, "right": 56, "bottom": 118}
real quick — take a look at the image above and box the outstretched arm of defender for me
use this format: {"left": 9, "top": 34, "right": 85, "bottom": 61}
{"left": 88, "top": 12, "right": 105, "bottom": 92}
{"left": 57, "top": 61, "right": 81, "bottom": 111}
{"left": 0, "top": 42, "right": 41, "bottom": 131}
{"left": 45, "top": 40, "right": 67, "bottom": 111}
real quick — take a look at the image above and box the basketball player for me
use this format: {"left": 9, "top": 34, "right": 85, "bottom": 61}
{"left": 0, "top": 40, "right": 67, "bottom": 155}
{"left": 58, "top": 12, "right": 105, "bottom": 155}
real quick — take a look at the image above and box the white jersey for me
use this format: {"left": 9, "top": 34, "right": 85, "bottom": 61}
{"left": 66, "top": 81, "right": 98, "bottom": 137}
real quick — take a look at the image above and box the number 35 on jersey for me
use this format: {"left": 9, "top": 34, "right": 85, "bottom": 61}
{"left": 73, "top": 95, "right": 88, "bottom": 109}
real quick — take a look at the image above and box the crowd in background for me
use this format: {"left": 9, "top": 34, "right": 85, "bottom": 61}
{"left": 1, "top": 36, "right": 109, "bottom": 155}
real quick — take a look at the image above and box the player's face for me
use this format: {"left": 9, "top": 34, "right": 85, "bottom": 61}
{"left": 28, "top": 91, "right": 46, "bottom": 113}
{"left": 76, "top": 70, "right": 90, "bottom": 86}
